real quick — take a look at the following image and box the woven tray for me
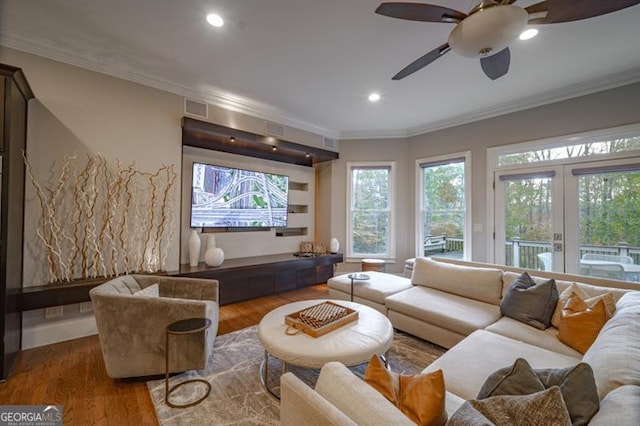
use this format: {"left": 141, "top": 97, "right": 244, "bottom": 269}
{"left": 284, "top": 301, "right": 358, "bottom": 337}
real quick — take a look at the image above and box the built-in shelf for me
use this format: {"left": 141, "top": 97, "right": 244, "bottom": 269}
{"left": 276, "top": 227, "right": 308, "bottom": 237}
{"left": 182, "top": 117, "right": 338, "bottom": 167}
{"left": 288, "top": 204, "right": 308, "bottom": 214}
{"left": 289, "top": 181, "right": 308, "bottom": 191}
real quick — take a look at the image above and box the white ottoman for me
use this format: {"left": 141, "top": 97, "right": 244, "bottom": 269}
{"left": 258, "top": 299, "right": 394, "bottom": 398}
{"left": 327, "top": 271, "right": 413, "bottom": 313}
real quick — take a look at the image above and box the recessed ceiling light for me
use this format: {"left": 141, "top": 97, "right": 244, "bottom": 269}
{"left": 206, "top": 13, "right": 224, "bottom": 27}
{"left": 519, "top": 28, "right": 538, "bottom": 41}
{"left": 368, "top": 93, "right": 381, "bottom": 102}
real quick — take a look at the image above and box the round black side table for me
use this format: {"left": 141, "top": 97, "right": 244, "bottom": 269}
{"left": 165, "top": 317, "right": 212, "bottom": 408}
{"left": 347, "top": 273, "right": 370, "bottom": 301}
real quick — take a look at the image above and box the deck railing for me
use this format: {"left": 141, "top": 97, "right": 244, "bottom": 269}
{"left": 505, "top": 238, "right": 640, "bottom": 269}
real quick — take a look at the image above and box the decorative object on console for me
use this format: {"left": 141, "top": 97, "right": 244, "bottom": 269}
{"left": 312, "top": 241, "right": 326, "bottom": 255}
{"left": 204, "top": 234, "right": 225, "bottom": 267}
{"left": 330, "top": 237, "right": 339, "bottom": 254}
{"left": 299, "top": 241, "right": 313, "bottom": 253}
{"left": 188, "top": 229, "right": 201, "bottom": 267}
{"left": 364, "top": 354, "right": 447, "bottom": 426}
{"left": 23, "top": 152, "right": 177, "bottom": 283}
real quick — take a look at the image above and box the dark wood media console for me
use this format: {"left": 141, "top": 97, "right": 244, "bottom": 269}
{"left": 175, "top": 253, "right": 343, "bottom": 305}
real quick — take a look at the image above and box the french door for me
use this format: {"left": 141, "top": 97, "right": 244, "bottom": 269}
{"left": 495, "top": 165, "right": 564, "bottom": 272}
{"left": 494, "top": 158, "right": 640, "bottom": 280}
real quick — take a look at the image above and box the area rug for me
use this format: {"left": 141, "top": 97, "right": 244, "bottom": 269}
{"left": 147, "top": 325, "right": 446, "bottom": 425}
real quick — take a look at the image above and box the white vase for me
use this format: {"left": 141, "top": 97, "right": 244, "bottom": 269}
{"left": 188, "top": 229, "right": 201, "bottom": 267}
{"left": 330, "top": 237, "right": 340, "bottom": 254}
{"left": 206, "top": 234, "right": 217, "bottom": 251}
{"left": 205, "top": 247, "right": 225, "bottom": 267}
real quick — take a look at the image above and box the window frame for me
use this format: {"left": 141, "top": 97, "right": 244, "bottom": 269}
{"left": 415, "top": 151, "right": 472, "bottom": 260}
{"left": 486, "top": 123, "right": 640, "bottom": 263}
{"left": 346, "top": 161, "right": 396, "bottom": 262}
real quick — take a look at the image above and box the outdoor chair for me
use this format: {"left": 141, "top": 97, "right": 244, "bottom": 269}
{"left": 537, "top": 252, "right": 552, "bottom": 271}
{"left": 424, "top": 233, "right": 447, "bottom": 255}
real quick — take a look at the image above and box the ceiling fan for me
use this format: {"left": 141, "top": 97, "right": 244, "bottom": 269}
{"left": 375, "top": 0, "right": 640, "bottom": 80}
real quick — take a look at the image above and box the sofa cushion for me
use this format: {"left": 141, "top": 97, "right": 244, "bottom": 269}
{"left": 477, "top": 358, "right": 599, "bottom": 426}
{"left": 485, "top": 317, "right": 581, "bottom": 358}
{"left": 551, "top": 282, "right": 616, "bottom": 328}
{"left": 327, "top": 272, "right": 412, "bottom": 304}
{"left": 449, "top": 386, "right": 571, "bottom": 426}
{"left": 315, "top": 362, "right": 414, "bottom": 426}
{"left": 500, "top": 272, "right": 558, "bottom": 330}
{"left": 423, "top": 330, "right": 580, "bottom": 401}
{"left": 364, "top": 355, "right": 447, "bottom": 426}
{"left": 558, "top": 294, "right": 608, "bottom": 354}
{"left": 582, "top": 291, "right": 640, "bottom": 399}
{"left": 588, "top": 385, "right": 640, "bottom": 426}
{"left": 385, "top": 286, "right": 502, "bottom": 336}
{"left": 411, "top": 258, "right": 504, "bottom": 305}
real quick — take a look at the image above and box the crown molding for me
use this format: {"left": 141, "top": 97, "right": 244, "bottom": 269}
{"left": 0, "top": 31, "right": 339, "bottom": 139}
{"left": 3, "top": 30, "right": 639, "bottom": 143}
{"left": 340, "top": 68, "right": 640, "bottom": 140}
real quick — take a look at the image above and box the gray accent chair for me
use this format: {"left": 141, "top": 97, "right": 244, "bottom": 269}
{"left": 90, "top": 275, "right": 219, "bottom": 379}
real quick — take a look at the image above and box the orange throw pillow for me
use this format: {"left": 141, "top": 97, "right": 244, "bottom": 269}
{"left": 558, "top": 292, "right": 607, "bottom": 354}
{"left": 364, "top": 355, "right": 447, "bottom": 426}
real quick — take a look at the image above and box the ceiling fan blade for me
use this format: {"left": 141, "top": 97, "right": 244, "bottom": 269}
{"left": 375, "top": 3, "right": 467, "bottom": 23}
{"left": 392, "top": 43, "right": 450, "bottom": 80}
{"left": 527, "top": 0, "right": 640, "bottom": 24}
{"left": 480, "top": 48, "right": 510, "bottom": 80}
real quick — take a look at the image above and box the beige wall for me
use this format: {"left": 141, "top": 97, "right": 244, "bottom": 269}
{"left": 321, "top": 138, "right": 410, "bottom": 274}
{"left": 332, "top": 82, "right": 640, "bottom": 271}
{"left": 0, "top": 48, "right": 326, "bottom": 348}
{"left": 408, "top": 82, "right": 640, "bottom": 261}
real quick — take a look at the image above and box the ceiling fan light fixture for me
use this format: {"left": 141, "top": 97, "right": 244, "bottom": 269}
{"left": 519, "top": 28, "right": 539, "bottom": 41}
{"left": 448, "top": 5, "right": 528, "bottom": 58}
{"left": 368, "top": 92, "right": 381, "bottom": 102}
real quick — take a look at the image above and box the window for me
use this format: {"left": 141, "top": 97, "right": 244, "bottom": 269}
{"left": 346, "top": 162, "right": 395, "bottom": 260}
{"left": 417, "top": 153, "right": 471, "bottom": 260}
{"left": 497, "top": 128, "right": 640, "bottom": 166}
{"left": 489, "top": 124, "right": 640, "bottom": 282}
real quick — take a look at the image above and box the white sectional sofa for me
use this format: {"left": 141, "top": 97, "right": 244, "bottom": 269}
{"left": 281, "top": 257, "right": 640, "bottom": 425}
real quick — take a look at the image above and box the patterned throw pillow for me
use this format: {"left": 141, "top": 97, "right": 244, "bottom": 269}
{"left": 364, "top": 355, "right": 447, "bottom": 426}
{"left": 477, "top": 357, "right": 599, "bottom": 425}
{"left": 500, "top": 272, "right": 559, "bottom": 329}
{"left": 133, "top": 283, "right": 159, "bottom": 297}
{"left": 449, "top": 386, "right": 571, "bottom": 426}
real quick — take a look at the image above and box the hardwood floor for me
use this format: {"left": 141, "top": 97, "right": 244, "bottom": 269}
{"left": 0, "top": 284, "right": 329, "bottom": 425}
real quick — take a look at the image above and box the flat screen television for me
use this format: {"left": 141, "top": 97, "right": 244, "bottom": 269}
{"left": 190, "top": 162, "right": 289, "bottom": 228}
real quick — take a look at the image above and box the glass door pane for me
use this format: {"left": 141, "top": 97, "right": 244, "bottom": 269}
{"left": 495, "top": 167, "right": 563, "bottom": 272}
{"left": 566, "top": 163, "right": 640, "bottom": 281}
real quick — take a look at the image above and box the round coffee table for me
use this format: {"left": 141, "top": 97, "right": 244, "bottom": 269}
{"left": 257, "top": 299, "right": 394, "bottom": 398}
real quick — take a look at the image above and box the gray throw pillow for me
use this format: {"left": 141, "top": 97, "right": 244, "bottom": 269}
{"left": 500, "top": 272, "right": 558, "bottom": 329}
{"left": 477, "top": 358, "right": 599, "bottom": 426}
{"left": 449, "top": 386, "right": 571, "bottom": 426}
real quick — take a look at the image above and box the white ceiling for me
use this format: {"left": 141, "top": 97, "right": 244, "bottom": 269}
{"left": 2, "top": 0, "right": 640, "bottom": 139}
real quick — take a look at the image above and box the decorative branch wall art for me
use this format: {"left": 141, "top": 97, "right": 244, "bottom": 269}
{"left": 23, "top": 152, "right": 177, "bottom": 283}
